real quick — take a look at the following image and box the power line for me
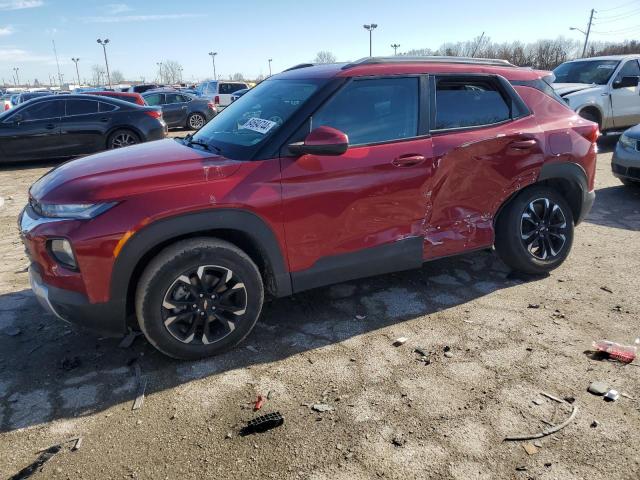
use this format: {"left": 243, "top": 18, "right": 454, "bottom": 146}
{"left": 594, "top": 7, "right": 640, "bottom": 20}
{"left": 597, "top": 0, "right": 638, "bottom": 12}
{"left": 594, "top": 9, "right": 640, "bottom": 23}
{"left": 591, "top": 25, "right": 640, "bottom": 34}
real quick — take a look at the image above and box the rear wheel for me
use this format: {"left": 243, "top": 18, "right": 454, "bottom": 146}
{"left": 108, "top": 129, "right": 140, "bottom": 149}
{"left": 135, "top": 238, "right": 264, "bottom": 360}
{"left": 187, "top": 113, "right": 206, "bottom": 130}
{"left": 495, "top": 186, "right": 574, "bottom": 275}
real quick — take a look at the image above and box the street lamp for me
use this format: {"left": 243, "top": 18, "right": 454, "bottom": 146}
{"left": 71, "top": 58, "right": 81, "bottom": 87}
{"left": 268, "top": 58, "right": 273, "bottom": 77}
{"left": 12, "top": 67, "right": 19, "bottom": 87}
{"left": 363, "top": 24, "right": 378, "bottom": 57}
{"left": 391, "top": 43, "right": 400, "bottom": 56}
{"left": 208, "top": 52, "right": 217, "bottom": 79}
{"left": 156, "top": 62, "right": 163, "bottom": 83}
{"left": 96, "top": 38, "right": 112, "bottom": 88}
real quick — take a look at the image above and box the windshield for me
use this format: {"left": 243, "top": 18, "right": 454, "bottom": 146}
{"left": 191, "top": 78, "right": 322, "bottom": 160}
{"left": 553, "top": 60, "right": 620, "bottom": 85}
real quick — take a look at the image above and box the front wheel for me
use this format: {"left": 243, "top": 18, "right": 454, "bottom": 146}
{"left": 187, "top": 113, "right": 206, "bottom": 130}
{"left": 107, "top": 129, "right": 140, "bottom": 149}
{"left": 135, "top": 238, "right": 264, "bottom": 360}
{"left": 495, "top": 186, "right": 574, "bottom": 275}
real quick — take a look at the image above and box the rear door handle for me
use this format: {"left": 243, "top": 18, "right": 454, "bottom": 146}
{"left": 509, "top": 139, "right": 537, "bottom": 150}
{"left": 392, "top": 154, "right": 426, "bottom": 167}
{"left": 45, "top": 124, "right": 55, "bottom": 130}
{"left": 99, "top": 117, "right": 109, "bottom": 122}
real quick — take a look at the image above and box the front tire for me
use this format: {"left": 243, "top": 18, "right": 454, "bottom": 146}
{"left": 107, "top": 129, "right": 140, "bottom": 149}
{"left": 495, "top": 186, "right": 574, "bottom": 275}
{"left": 135, "top": 238, "right": 264, "bottom": 360}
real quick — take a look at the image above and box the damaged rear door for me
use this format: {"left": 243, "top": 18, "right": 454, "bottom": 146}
{"left": 280, "top": 75, "right": 435, "bottom": 290}
{"left": 424, "top": 74, "right": 544, "bottom": 260}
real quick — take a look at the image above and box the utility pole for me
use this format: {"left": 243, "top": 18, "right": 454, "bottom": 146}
{"left": 208, "top": 52, "right": 217, "bottom": 79}
{"left": 363, "top": 24, "right": 378, "bottom": 57}
{"left": 268, "top": 58, "right": 273, "bottom": 77}
{"left": 582, "top": 9, "right": 595, "bottom": 57}
{"left": 13, "top": 67, "right": 19, "bottom": 86}
{"left": 156, "top": 62, "right": 163, "bottom": 83}
{"left": 52, "top": 39, "right": 62, "bottom": 86}
{"left": 71, "top": 58, "right": 81, "bottom": 86}
{"left": 391, "top": 43, "right": 400, "bottom": 55}
{"left": 471, "top": 32, "right": 485, "bottom": 58}
{"left": 97, "top": 39, "right": 112, "bottom": 88}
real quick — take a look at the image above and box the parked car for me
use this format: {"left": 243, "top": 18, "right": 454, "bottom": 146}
{"left": 142, "top": 91, "right": 216, "bottom": 129}
{"left": 0, "top": 94, "right": 166, "bottom": 162}
{"left": 230, "top": 88, "right": 249, "bottom": 103}
{"left": 612, "top": 125, "right": 640, "bottom": 187}
{"left": 195, "top": 80, "right": 249, "bottom": 108}
{"left": 86, "top": 91, "right": 146, "bottom": 106}
{"left": 1, "top": 94, "right": 13, "bottom": 112}
{"left": 552, "top": 55, "right": 640, "bottom": 132}
{"left": 128, "top": 84, "right": 160, "bottom": 94}
{"left": 14, "top": 91, "right": 54, "bottom": 105}
{"left": 20, "top": 56, "right": 597, "bottom": 359}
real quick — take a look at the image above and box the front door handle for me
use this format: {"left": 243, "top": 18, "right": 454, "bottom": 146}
{"left": 99, "top": 117, "right": 109, "bottom": 123}
{"left": 509, "top": 139, "right": 537, "bottom": 150}
{"left": 392, "top": 154, "right": 426, "bottom": 167}
{"left": 45, "top": 124, "right": 55, "bottom": 130}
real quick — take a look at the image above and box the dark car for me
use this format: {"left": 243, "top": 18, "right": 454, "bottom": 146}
{"left": 0, "top": 94, "right": 166, "bottom": 162}
{"left": 15, "top": 91, "right": 53, "bottom": 105}
{"left": 129, "top": 84, "right": 160, "bottom": 94}
{"left": 20, "top": 57, "right": 598, "bottom": 360}
{"left": 85, "top": 91, "right": 146, "bottom": 106}
{"left": 612, "top": 126, "right": 640, "bottom": 187}
{"left": 142, "top": 91, "right": 216, "bottom": 130}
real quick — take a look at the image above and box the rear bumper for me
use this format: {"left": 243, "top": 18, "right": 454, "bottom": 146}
{"left": 29, "top": 265, "right": 127, "bottom": 337}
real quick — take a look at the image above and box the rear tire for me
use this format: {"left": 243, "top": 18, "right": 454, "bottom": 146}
{"left": 107, "top": 129, "right": 140, "bottom": 149}
{"left": 187, "top": 113, "right": 206, "bottom": 130}
{"left": 495, "top": 186, "right": 574, "bottom": 275}
{"left": 135, "top": 238, "right": 264, "bottom": 360}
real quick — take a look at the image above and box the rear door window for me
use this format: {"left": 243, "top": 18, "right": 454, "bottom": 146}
{"left": 166, "top": 93, "right": 189, "bottom": 104}
{"left": 312, "top": 77, "right": 419, "bottom": 146}
{"left": 99, "top": 102, "right": 117, "bottom": 112}
{"left": 434, "top": 78, "right": 510, "bottom": 130}
{"left": 66, "top": 99, "right": 99, "bottom": 116}
{"left": 144, "top": 93, "right": 164, "bottom": 106}
{"left": 18, "top": 99, "right": 65, "bottom": 121}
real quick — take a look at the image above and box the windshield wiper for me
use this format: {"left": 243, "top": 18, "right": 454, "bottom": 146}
{"left": 181, "top": 134, "right": 222, "bottom": 154}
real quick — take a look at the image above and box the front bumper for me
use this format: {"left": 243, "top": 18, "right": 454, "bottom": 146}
{"left": 29, "top": 265, "right": 127, "bottom": 337}
{"left": 612, "top": 142, "right": 640, "bottom": 181}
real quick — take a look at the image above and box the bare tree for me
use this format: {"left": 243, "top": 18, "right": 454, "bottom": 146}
{"left": 314, "top": 51, "right": 337, "bottom": 64}
{"left": 232, "top": 72, "right": 245, "bottom": 81}
{"left": 91, "top": 64, "right": 106, "bottom": 86}
{"left": 159, "top": 60, "right": 183, "bottom": 84}
{"left": 111, "top": 70, "right": 125, "bottom": 84}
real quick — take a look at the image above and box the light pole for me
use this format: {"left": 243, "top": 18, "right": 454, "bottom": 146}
{"left": 268, "top": 58, "right": 273, "bottom": 77}
{"left": 363, "top": 24, "right": 378, "bottom": 57}
{"left": 12, "top": 67, "right": 19, "bottom": 87}
{"left": 208, "top": 52, "right": 217, "bottom": 79}
{"left": 391, "top": 43, "right": 400, "bottom": 56}
{"left": 156, "top": 62, "right": 163, "bottom": 83}
{"left": 178, "top": 67, "right": 183, "bottom": 83}
{"left": 71, "top": 58, "right": 81, "bottom": 86}
{"left": 570, "top": 9, "right": 595, "bottom": 58}
{"left": 96, "top": 38, "right": 112, "bottom": 88}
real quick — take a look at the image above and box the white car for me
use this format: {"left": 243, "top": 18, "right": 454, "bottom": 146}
{"left": 195, "top": 81, "right": 249, "bottom": 109}
{"left": 552, "top": 55, "right": 640, "bottom": 132}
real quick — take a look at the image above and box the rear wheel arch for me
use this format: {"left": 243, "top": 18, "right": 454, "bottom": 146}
{"left": 577, "top": 105, "right": 602, "bottom": 130}
{"left": 111, "top": 209, "right": 292, "bottom": 324}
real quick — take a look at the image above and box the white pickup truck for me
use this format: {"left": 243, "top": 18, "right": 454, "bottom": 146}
{"left": 552, "top": 54, "right": 640, "bottom": 132}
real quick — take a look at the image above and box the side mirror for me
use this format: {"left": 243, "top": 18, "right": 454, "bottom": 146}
{"left": 288, "top": 126, "right": 349, "bottom": 156}
{"left": 613, "top": 76, "right": 640, "bottom": 89}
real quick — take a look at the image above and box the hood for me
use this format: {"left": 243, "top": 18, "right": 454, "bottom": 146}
{"left": 31, "top": 138, "right": 242, "bottom": 203}
{"left": 623, "top": 124, "right": 640, "bottom": 139}
{"left": 552, "top": 82, "right": 602, "bottom": 97}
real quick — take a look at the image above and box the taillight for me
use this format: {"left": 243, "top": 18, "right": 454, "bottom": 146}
{"left": 574, "top": 123, "right": 600, "bottom": 144}
{"left": 145, "top": 109, "right": 162, "bottom": 120}
{"left": 207, "top": 101, "right": 215, "bottom": 110}
{"left": 214, "top": 95, "right": 220, "bottom": 105}
{"left": 3, "top": 103, "right": 8, "bottom": 111}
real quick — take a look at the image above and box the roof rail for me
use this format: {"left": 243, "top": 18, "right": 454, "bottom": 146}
{"left": 342, "top": 56, "right": 516, "bottom": 70}
{"left": 283, "top": 63, "right": 315, "bottom": 72}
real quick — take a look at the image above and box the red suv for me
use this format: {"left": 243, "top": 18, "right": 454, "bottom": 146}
{"left": 20, "top": 57, "right": 597, "bottom": 359}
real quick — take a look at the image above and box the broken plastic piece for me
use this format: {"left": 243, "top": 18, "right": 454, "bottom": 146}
{"left": 393, "top": 337, "right": 408, "bottom": 347}
{"left": 504, "top": 393, "right": 578, "bottom": 441}
{"left": 592, "top": 340, "right": 637, "bottom": 364}
{"left": 240, "top": 412, "right": 284, "bottom": 436}
{"left": 604, "top": 389, "right": 620, "bottom": 402}
{"left": 254, "top": 395, "right": 265, "bottom": 411}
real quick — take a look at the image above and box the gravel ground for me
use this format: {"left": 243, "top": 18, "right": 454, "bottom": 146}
{"left": 0, "top": 135, "right": 639, "bottom": 480}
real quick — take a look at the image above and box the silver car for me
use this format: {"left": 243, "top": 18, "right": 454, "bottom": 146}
{"left": 612, "top": 126, "right": 640, "bottom": 187}
{"left": 552, "top": 55, "right": 640, "bottom": 132}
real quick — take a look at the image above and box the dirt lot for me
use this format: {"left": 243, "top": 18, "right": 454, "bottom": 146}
{"left": 0, "top": 135, "right": 639, "bottom": 480}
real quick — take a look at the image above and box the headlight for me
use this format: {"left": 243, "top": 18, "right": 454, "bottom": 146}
{"left": 619, "top": 134, "right": 638, "bottom": 150}
{"left": 36, "top": 202, "right": 117, "bottom": 219}
{"left": 49, "top": 239, "right": 77, "bottom": 269}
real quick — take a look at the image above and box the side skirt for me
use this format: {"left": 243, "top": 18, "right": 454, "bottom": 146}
{"left": 291, "top": 236, "right": 424, "bottom": 294}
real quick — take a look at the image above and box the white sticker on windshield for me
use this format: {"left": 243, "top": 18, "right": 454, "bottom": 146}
{"left": 597, "top": 65, "right": 615, "bottom": 69}
{"left": 240, "top": 117, "right": 277, "bottom": 134}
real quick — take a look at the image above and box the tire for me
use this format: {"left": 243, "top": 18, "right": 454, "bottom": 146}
{"left": 135, "top": 238, "right": 264, "bottom": 360}
{"left": 620, "top": 178, "right": 640, "bottom": 187}
{"left": 495, "top": 186, "right": 574, "bottom": 275}
{"left": 107, "top": 129, "right": 140, "bottom": 149}
{"left": 187, "top": 113, "right": 206, "bottom": 130}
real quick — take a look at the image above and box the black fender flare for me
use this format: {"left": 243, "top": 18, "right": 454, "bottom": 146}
{"left": 110, "top": 208, "right": 292, "bottom": 305}
{"left": 537, "top": 162, "right": 594, "bottom": 225}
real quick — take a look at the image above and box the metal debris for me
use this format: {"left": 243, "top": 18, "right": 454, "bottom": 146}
{"left": 71, "top": 437, "right": 83, "bottom": 451}
{"left": 9, "top": 445, "right": 62, "bottom": 480}
{"left": 600, "top": 286, "right": 613, "bottom": 293}
{"left": 504, "top": 392, "right": 578, "bottom": 441}
{"left": 604, "top": 389, "right": 620, "bottom": 402}
{"left": 240, "top": 412, "right": 284, "bottom": 436}
{"left": 132, "top": 363, "right": 147, "bottom": 411}
{"left": 355, "top": 314, "right": 367, "bottom": 320}
{"left": 118, "top": 330, "right": 141, "bottom": 349}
